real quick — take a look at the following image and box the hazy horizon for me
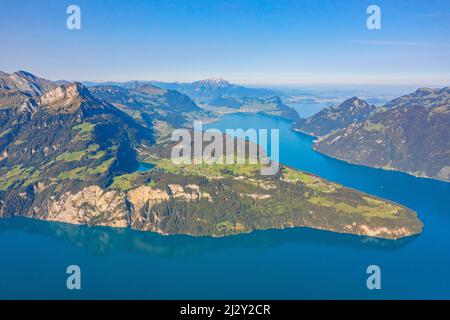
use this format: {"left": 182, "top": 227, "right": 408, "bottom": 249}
{"left": 2, "top": 68, "right": 448, "bottom": 91}
{"left": 1, "top": 0, "right": 449, "bottom": 86}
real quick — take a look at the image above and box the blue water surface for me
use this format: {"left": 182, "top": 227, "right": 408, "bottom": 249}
{"left": 136, "top": 162, "right": 155, "bottom": 172}
{"left": 0, "top": 113, "right": 449, "bottom": 299}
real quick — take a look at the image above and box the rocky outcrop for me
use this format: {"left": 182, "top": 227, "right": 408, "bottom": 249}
{"left": 31, "top": 183, "right": 214, "bottom": 234}
{"left": 12, "top": 165, "right": 422, "bottom": 240}
{"left": 38, "top": 82, "right": 92, "bottom": 113}
{"left": 36, "top": 185, "right": 128, "bottom": 227}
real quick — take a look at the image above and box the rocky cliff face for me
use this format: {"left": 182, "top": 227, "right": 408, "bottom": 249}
{"left": 20, "top": 167, "right": 422, "bottom": 240}
{"left": 32, "top": 183, "right": 213, "bottom": 233}
{"left": 314, "top": 87, "right": 450, "bottom": 182}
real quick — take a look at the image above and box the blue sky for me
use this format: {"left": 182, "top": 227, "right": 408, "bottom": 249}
{"left": 0, "top": 0, "right": 449, "bottom": 85}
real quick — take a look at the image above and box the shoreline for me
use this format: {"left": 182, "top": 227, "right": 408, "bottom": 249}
{"left": 290, "top": 126, "right": 450, "bottom": 185}
{"left": 7, "top": 213, "right": 420, "bottom": 241}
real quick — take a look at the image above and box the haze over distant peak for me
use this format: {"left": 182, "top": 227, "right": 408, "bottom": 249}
{"left": 193, "top": 78, "right": 231, "bottom": 86}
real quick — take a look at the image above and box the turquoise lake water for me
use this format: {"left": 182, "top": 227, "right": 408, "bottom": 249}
{"left": 136, "top": 162, "right": 155, "bottom": 172}
{"left": 0, "top": 113, "right": 449, "bottom": 299}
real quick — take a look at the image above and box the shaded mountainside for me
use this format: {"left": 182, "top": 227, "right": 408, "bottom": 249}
{"left": 293, "top": 97, "right": 375, "bottom": 136}
{"left": 0, "top": 71, "right": 423, "bottom": 239}
{"left": 314, "top": 87, "right": 450, "bottom": 182}
{"left": 0, "top": 71, "right": 56, "bottom": 109}
{"left": 0, "top": 70, "right": 55, "bottom": 96}
{"left": 89, "top": 83, "right": 212, "bottom": 139}
{"left": 0, "top": 82, "right": 155, "bottom": 213}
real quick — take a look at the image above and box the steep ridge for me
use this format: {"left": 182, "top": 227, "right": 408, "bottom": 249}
{"left": 0, "top": 70, "right": 55, "bottom": 96}
{"left": 89, "top": 83, "right": 210, "bottom": 139}
{"left": 0, "top": 81, "right": 155, "bottom": 216}
{"left": 293, "top": 97, "right": 376, "bottom": 136}
{"left": 314, "top": 87, "right": 450, "bottom": 181}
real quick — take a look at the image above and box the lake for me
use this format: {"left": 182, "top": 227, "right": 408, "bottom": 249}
{"left": 0, "top": 113, "right": 449, "bottom": 299}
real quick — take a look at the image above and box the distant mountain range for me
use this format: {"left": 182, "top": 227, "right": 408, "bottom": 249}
{"left": 84, "top": 78, "right": 298, "bottom": 124}
{"left": 84, "top": 78, "right": 281, "bottom": 100}
{"left": 294, "top": 87, "right": 450, "bottom": 182}
{"left": 152, "top": 78, "right": 282, "bottom": 100}
{"left": 0, "top": 70, "right": 422, "bottom": 239}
